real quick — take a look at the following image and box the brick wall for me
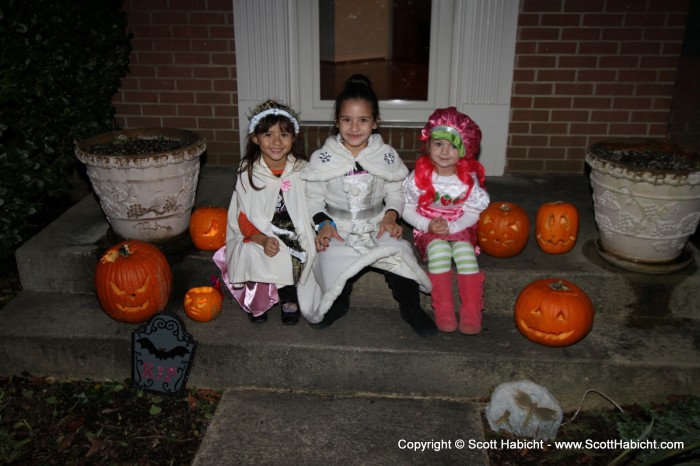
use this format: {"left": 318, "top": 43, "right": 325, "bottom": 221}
{"left": 508, "top": 0, "right": 691, "bottom": 174}
{"left": 113, "top": 0, "right": 693, "bottom": 175}
{"left": 113, "top": 0, "right": 238, "bottom": 166}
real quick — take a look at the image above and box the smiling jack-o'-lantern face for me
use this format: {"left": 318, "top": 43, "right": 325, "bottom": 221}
{"left": 477, "top": 202, "right": 530, "bottom": 258}
{"left": 95, "top": 241, "right": 172, "bottom": 323}
{"left": 536, "top": 202, "right": 579, "bottom": 254}
{"left": 183, "top": 286, "right": 223, "bottom": 322}
{"left": 189, "top": 207, "right": 227, "bottom": 250}
{"left": 514, "top": 278, "right": 594, "bottom": 347}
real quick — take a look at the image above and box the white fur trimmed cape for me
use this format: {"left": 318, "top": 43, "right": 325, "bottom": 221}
{"left": 299, "top": 134, "right": 432, "bottom": 323}
{"left": 224, "top": 155, "right": 321, "bottom": 318}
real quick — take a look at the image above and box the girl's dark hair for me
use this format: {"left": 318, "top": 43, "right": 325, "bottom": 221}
{"left": 331, "top": 74, "right": 380, "bottom": 135}
{"left": 236, "top": 100, "right": 306, "bottom": 191}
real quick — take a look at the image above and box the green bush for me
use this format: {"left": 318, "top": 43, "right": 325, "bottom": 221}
{"left": 0, "top": 0, "right": 132, "bottom": 260}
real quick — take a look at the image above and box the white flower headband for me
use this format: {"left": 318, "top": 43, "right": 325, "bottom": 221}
{"left": 248, "top": 108, "right": 300, "bottom": 135}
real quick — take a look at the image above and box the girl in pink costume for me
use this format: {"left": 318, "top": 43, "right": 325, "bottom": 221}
{"left": 402, "top": 107, "right": 489, "bottom": 334}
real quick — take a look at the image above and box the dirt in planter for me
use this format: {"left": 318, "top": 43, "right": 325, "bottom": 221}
{"left": 88, "top": 137, "right": 191, "bottom": 156}
{"left": 589, "top": 140, "right": 700, "bottom": 172}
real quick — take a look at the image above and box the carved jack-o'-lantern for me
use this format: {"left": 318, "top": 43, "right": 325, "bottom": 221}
{"left": 477, "top": 201, "right": 530, "bottom": 257}
{"left": 183, "top": 286, "right": 222, "bottom": 322}
{"left": 514, "top": 278, "right": 594, "bottom": 347}
{"left": 536, "top": 202, "right": 579, "bottom": 254}
{"left": 189, "top": 207, "right": 227, "bottom": 250}
{"left": 95, "top": 240, "right": 172, "bottom": 323}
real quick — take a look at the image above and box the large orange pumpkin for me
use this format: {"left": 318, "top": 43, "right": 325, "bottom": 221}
{"left": 477, "top": 201, "right": 530, "bottom": 257}
{"left": 95, "top": 240, "right": 172, "bottom": 323}
{"left": 183, "top": 286, "right": 223, "bottom": 322}
{"left": 189, "top": 207, "right": 227, "bottom": 250}
{"left": 514, "top": 278, "right": 594, "bottom": 347}
{"left": 536, "top": 202, "right": 579, "bottom": 254}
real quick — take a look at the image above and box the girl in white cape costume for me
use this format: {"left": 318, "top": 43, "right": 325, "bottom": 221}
{"left": 302, "top": 134, "right": 436, "bottom": 335}
{"left": 224, "top": 154, "right": 321, "bottom": 320}
{"left": 300, "top": 75, "right": 437, "bottom": 336}
{"left": 215, "top": 101, "right": 321, "bottom": 324}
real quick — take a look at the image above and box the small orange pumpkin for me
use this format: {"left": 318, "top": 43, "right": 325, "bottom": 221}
{"left": 514, "top": 278, "right": 594, "bottom": 347}
{"left": 477, "top": 201, "right": 530, "bottom": 257}
{"left": 95, "top": 240, "right": 172, "bottom": 323}
{"left": 536, "top": 202, "right": 579, "bottom": 254}
{"left": 184, "top": 286, "right": 222, "bottom": 322}
{"left": 189, "top": 207, "right": 227, "bottom": 250}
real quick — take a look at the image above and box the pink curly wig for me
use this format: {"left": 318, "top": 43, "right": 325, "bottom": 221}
{"left": 415, "top": 107, "right": 485, "bottom": 208}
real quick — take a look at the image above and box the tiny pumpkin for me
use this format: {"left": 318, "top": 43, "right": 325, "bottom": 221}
{"left": 183, "top": 286, "right": 223, "bottom": 322}
{"left": 514, "top": 278, "right": 594, "bottom": 347}
{"left": 189, "top": 207, "right": 228, "bottom": 250}
{"left": 536, "top": 202, "right": 579, "bottom": 254}
{"left": 95, "top": 240, "right": 172, "bottom": 323}
{"left": 477, "top": 201, "right": 530, "bottom": 257}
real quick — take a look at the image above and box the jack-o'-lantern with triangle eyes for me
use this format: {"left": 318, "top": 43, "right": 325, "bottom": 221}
{"left": 189, "top": 207, "right": 228, "bottom": 250}
{"left": 95, "top": 240, "right": 172, "bottom": 323}
{"left": 477, "top": 201, "right": 530, "bottom": 258}
{"left": 183, "top": 286, "right": 223, "bottom": 322}
{"left": 536, "top": 202, "right": 579, "bottom": 254}
{"left": 514, "top": 278, "right": 594, "bottom": 347}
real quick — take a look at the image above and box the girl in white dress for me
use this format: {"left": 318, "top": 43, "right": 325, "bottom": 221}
{"left": 219, "top": 100, "right": 320, "bottom": 325}
{"left": 300, "top": 75, "right": 437, "bottom": 336}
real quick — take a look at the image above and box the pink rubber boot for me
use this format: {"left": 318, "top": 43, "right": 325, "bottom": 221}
{"left": 457, "top": 272, "right": 485, "bottom": 335}
{"left": 428, "top": 271, "right": 457, "bottom": 332}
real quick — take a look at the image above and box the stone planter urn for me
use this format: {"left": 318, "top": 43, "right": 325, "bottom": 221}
{"left": 75, "top": 128, "right": 206, "bottom": 243}
{"left": 585, "top": 139, "right": 700, "bottom": 273}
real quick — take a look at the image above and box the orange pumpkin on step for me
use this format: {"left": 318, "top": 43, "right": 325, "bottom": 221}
{"left": 536, "top": 202, "right": 579, "bottom": 254}
{"left": 183, "top": 286, "right": 222, "bottom": 322}
{"left": 477, "top": 201, "right": 530, "bottom": 258}
{"left": 95, "top": 240, "right": 172, "bottom": 323}
{"left": 189, "top": 207, "right": 227, "bottom": 250}
{"left": 514, "top": 278, "right": 594, "bottom": 347}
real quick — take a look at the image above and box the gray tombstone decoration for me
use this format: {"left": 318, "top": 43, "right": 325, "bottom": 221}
{"left": 131, "top": 312, "right": 197, "bottom": 396}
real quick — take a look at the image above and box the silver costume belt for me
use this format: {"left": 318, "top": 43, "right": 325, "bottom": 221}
{"left": 326, "top": 204, "right": 384, "bottom": 221}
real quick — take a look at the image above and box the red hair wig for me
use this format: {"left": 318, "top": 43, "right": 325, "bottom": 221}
{"left": 415, "top": 107, "right": 485, "bottom": 206}
{"left": 414, "top": 154, "right": 485, "bottom": 207}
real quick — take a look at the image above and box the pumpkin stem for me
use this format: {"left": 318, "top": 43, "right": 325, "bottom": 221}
{"left": 549, "top": 280, "right": 570, "bottom": 292}
{"left": 118, "top": 244, "right": 132, "bottom": 258}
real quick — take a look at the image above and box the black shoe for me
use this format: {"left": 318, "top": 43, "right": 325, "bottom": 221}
{"left": 309, "top": 293, "right": 350, "bottom": 330}
{"left": 249, "top": 312, "right": 268, "bottom": 324}
{"left": 281, "top": 302, "right": 301, "bottom": 325}
{"left": 309, "top": 281, "right": 353, "bottom": 330}
{"left": 385, "top": 272, "right": 439, "bottom": 337}
{"left": 402, "top": 307, "right": 439, "bottom": 337}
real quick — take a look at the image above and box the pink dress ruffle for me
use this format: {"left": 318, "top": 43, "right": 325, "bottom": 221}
{"left": 412, "top": 205, "right": 479, "bottom": 260}
{"left": 213, "top": 246, "right": 279, "bottom": 316}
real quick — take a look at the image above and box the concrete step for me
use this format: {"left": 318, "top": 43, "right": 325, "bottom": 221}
{"left": 1, "top": 289, "right": 698, "bottom": 410}
{"left": 191, "top": 390, "right": 489, "bottom": 466}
